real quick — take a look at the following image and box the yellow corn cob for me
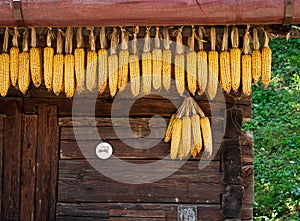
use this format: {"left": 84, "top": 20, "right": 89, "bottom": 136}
{"left": 129, "top": 54, "right": 140, "bottom": 96}
{"left": 152, "top": 48, "right": 162, "bottom": 91}
{"left": 181, "top": 116, "right": 192, "bottom": 158}
{"left": 208, "top": 51, "right": 219, "bottom": 99}
{"left": 86, "top": 50, "right": 97, "bottom": 92}
{"left": 174, "top": 54, "right": 185, "bottom": 95}
{"left": 98, "top": 49, "right": 108, "bottom": 94}
{"left": 10, "top": 47, "right": 19, "bottom": 87}
{"left": 220, "top": 51, "right": 231, "bottom": 93}
{"left": 43, "top": 47, "right": 54, "bottom": 90}
{"left": 191, "top": 114, "right": 202, "bottom": 153}
{"left": 200, "top": 117, "right": 212, "bottom": 156}
{"left": 118, "top": 50, "right": 129, "bottom": 91}
{"left": 64, "top": 54, "right": 75, "bottom": 98}
{"left": 0, "top": 53, "right": 10, "bottom": 97}
{"left": 170, "top": 118, "right": 182, "bottom": 160}
{"left": 230, "top": 48, "right": 241, "bottom": 92}
{"left": 164, "top": 114, "right": 176, "bottom": 143}
{"left": 18, "top": 51, "right": 30, "bottom": 94}
{"left": 197, "top": 50, "right": 208, "bottom": 95}
{"left": 191, "top": 147, "right": 198, "bottom": 158}
{"left": 177, "top": 134, "right": 185, "bottom": 160}
{"left": 162, "top": 49, "right": 172, "bottom": 91}
{"left": 186, "top": 51, "right": 197, "bottom": 95}
{"left": 142, "top": 52, "right": 152, "bottom": 95}
{"left": 242, "top": 54, "right": 252, "bottom": 96}
{"left": 252, "top": 50, "right": 262, "bottom": 84}
{"left": 53, "top": 54, "right": 64, "bottom": 96}
{"left": 108, "top": 54, "right": 119, "bottom": 97}
{"left": 30, "top": 47, "right": 42, "bottom": 87}
{"left": 261, "top": 47, "right": 272, "bottom": 88}
{"left": 74, "top": 48, "right": 85, "bottom": 93}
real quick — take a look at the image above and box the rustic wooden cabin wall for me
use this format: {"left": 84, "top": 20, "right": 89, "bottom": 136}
{"left": 0, "top": 27, "right": 254, "bottom": 221}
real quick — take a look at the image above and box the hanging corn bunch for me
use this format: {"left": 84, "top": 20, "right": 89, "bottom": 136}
{"left": 18, "top": 29, "right": 30, "bottom": 94}
{"left": 173, "top": 27, "right": 185, "bottom": 95}
{"left": 53, "top": 29, "right": 64, "bottom": 96}
{"left": 108, "top": 27, "right": 119, "bottom": 97}
{"left": 242, "top": 26, "right": 252, "bottom": 96}
{"left": 10, "top": 27, "right": 20, "bottom": 87}
{"left": 86, "top": 27, "right": 97, "bottom": 92}
{"left": 98, "top": 26, "right": 108, "bottom": 94}
{"left": 74, "top": 27, "right": 85, "bottom": 94}
{"left": 142, "top": 27, "right": 152, "bottom": 95}
{"left": 207, "top": 27, "right": 219, "bottom": 100}
{"left": 197, "top": 27, "right": 208, "bottom": 95}
{"left": 64, "top": 27, "right": 75, "bottom": 98}
{"left": 230, "top": 27, "right": 241, "bottom": 92}
{"left": 30, "top": 27, "right": 42, "bottom": 87}
{"left": 152, "top": 26, "right": 162, "bottom": 91}
{"left": 43, "top": 28, "right": 55, "bottom": 91}
{"left": 186, "top": 26, "right": 197, "bottom": 95}
{"left": 261, "top": 31, "right": 272, "bottom": 88}
{"left": 220, "top": 26, "right": 231, "bottom": 93}
{"left": 118, "top": 27, "right": 129, "bottom": 91}
{"left": 162, "top": 26, "right": 172, "bottom": 91}
{"left": 165, "top": 97, "right": 212, "bottom": 160}
{"left": 0, "top": 28, "right": 10, "bottom": 97}
{"left": 252, "top": 28, "right": 262, "bottom": 84}
{"left": 129, "top": 26, "right": 140, "bottom": 96}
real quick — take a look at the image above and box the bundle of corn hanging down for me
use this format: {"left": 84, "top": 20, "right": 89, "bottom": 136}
{"left": 18, "top": 29, "right": 30, "bottom": 94}
{"left": 164, "top": 97, "right": 213, "bottom": 160}
{"left": 129, "top": 26, "right": 140, "bottom": 96}
{"left": 64, "top": 27, "right": 75, "bottom": 98}
{"left": 0, "top": 28, "right": 11, "bottom": 97}
{"left": 86, "top": 27, "right": 97, "bottom": 92}
{"left": 74, "top": 27, "right": 85, "bottom": 94}
{"left": 43, "top": 28, "right": 55, "bottom": 91}
{"left": 98, "top": 26, "right": 108, "bottom": 94}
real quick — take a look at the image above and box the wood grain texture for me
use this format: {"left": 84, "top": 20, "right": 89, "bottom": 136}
{"left": 109, "top": 209, "right": 166, "bottom": 218}
{"left": 35, "top": 105, "right": 58, "bottom": 221}
{"left": 0, "top": 115, "right": 4, "bottom": 217}
{"left": 222, "top": 185, "right": 245, "bottom": 218}
{"left": 20, "top": 115, "right": 38, "bottom": 221}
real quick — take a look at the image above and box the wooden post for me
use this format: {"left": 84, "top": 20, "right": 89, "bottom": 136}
{"left": 0, "top": 114, "right": 4, "bottom": 217}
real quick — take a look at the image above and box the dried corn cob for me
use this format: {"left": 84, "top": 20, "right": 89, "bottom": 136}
{"left": 191, "top": 114, "right": 202, "bottom": 153}
{"left": 142, "top": 27, "right": 152, "bottom": 95}
{"left": 64, "top": 27, "right": 75, "bottom": 98}
{"left": 86, "top": 27, "right": 97, "bottom": 92}
{"left": 30, "top": 27, "right": 42, "bottom": 88}
{"left": 230, "top": 27, "right": 241, "bottom": 92}
{"left": 164, "top": 114, "right": 176, "bottom": 142}
{"left": 53, "top": 29, "right": 64, "bottom": 96}
{"left": 74, "top": 27, "right": 85, "bottom": 93}
{"left": 0, "top": 28, "right": 10, "bottom": 97}
{"left": 220, "top": 26, "right": 231, "bottom": 93}
{"left": 208, "top": 27, "right": 219, "bottom": 100}
{"left": 252, "top": 28, "right": 262, "bottom": 84}
{"left": 174, "top": 27, "right": 185, "bottom": 95}
{"left": 10, "top": 27, "right": 20, "bottom": 87}
{"left": 108, "top": 28, "right": 119, "bottom": 97}
{"left": 182, "top": 116, "right": 192, "bottom": 158}
{"left": 170, "top": 118, "right": 182, "bottom": 160}
{"left": 242, "top": 26, "right": 252, "bottom": 96}
{"left": 129, "top": 26, "right": 140, "bottom": 96}
{"left": 98, "top": 27, "right": 108, "bottom": 94}
{"left": 261, "top": 31, "right": 272, "bottom": 88}
{"left": 200, "top": 117, "right": 212, "bottom": 156}
{"left": 152, "top": 27, "right": 162, "bottom": 91}
{"left": 43, "top": 28, "right": 54, "bottom": 91}
{"left": 186, "top": 26, "right": 197, "bottom": 95}
{"left": 118, "top": 27, "right": 129, "bottom": 91}
{"left": 18, "top": 30, "right": 30, "bottom": 95}
{"left": 197, "top": 27, "right": 208, "bottom": 95}
{"left": 162, "top": 27, "right": 172, "bottom": 91}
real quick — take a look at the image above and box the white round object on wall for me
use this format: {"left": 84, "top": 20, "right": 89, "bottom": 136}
{"left": 95, "top": 142, "right": 113, "bottom": 159}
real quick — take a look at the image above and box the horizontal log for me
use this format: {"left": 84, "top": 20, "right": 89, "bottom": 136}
{"left": 56, "top": 203, "right": 224, "bottom": 220}
{"left": 58, "top": 160, "right": 224, "bottom": 204}
{"left": 1, "top": 0, "right": 300, "bottom": 26}
{"left": 109, "top": 209, "right": 166, "bottom": 218}
{"left": 109, "top": 218, "right": 165, "bottom": 221}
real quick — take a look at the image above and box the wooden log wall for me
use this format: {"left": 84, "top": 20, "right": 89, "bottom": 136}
{"left": 0, "top": 85, "right": 253, "bottom": 220}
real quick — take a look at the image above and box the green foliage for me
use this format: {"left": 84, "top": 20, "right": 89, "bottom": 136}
{"left": 243, "top": 38, "right": 300, "bottom": 220}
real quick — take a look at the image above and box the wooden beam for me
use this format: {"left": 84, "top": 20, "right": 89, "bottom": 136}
{"left": 0, "top": 115, "right": 4, "bottom": 217}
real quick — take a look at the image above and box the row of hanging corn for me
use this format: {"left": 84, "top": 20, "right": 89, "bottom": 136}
{"left": 0, "top": 26, "right": 272, "bottom": 98}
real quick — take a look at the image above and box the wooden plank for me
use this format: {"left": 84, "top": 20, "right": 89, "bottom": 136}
{"left": 58, "top": 160, "right": 223, "bottom": 204}
{"left": 240, "top": 204, "right": 253, "bottom": 220}
{"left": 35, "top": 105, "right": 58, "bottom": 221}
{"left": 224, "top": 108, "right": 243, "bottom": 139}
{"left": 241, "top": 166, "right": 254, "bottom": 205}
{"left": 222, "top": 185, "right": 244, "bottom": 219}
{"left": 0, "top": 115, "right": 4, "bottom": 217}
{"left": 109, "top": 218, "right": 166, "bottom": 221}
{"left": 0, "top": 98, "right": 23, "bottom": 115}
{"left": 109, "top": 209, "right": 166, "bottom": 218}
{"left": 1, "top": 102, "right": 21, "bottom": 221}
{"left": 19, "top": 115, "right": 38, "bottom": 221}
{"left": 222, "top": 139, "right": 242, "bottom": 185}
